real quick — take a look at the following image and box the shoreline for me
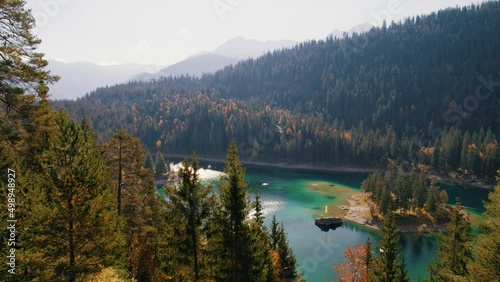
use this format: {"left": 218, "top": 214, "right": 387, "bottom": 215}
{"left": 168, "top": 154, "right": 378, "bottom": 174}
{"left": 338, "top": 193, "right": 449, "bottom": 233}
{"left": 166, "top": 153, "right": 493, "bottom": 190}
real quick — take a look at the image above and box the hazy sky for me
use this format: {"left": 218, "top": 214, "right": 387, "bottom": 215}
{"left": 25, "top": 0, "right": 483, "bottom": 67}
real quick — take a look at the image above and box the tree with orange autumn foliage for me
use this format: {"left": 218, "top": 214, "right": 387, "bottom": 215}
{"left": 333, "top": 239, "right": 372, "bottom": 282}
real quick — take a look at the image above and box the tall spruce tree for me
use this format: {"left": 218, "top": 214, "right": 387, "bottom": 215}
{"left": 428, "top": 200, "right": 473, "bottom": 281}
{"left": 370, "top": 210, "right": 409, "bottom": 282}
{"left": 276, "top": 222, "right": 299, "bottom": 281}
{"left": 248, "top": 190, "right": 276, "bottom": 282}
{"left": 212, "top": 140, "right": 252, "bottom": 281}
{"left": 163, "top": 154, "right": 214, "bottom": 281}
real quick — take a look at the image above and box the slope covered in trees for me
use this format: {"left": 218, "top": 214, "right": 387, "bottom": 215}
{"left": 0, "top": 2, "right": 300, "bottom": 281}
{"left": 57, "top": 1, "right": 500, "bottom": 182}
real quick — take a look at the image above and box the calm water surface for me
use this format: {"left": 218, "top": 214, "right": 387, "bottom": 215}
{"left": 160, "top": 160, "right": 491, "bottom": 282}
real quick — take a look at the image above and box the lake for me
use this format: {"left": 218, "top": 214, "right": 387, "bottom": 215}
{"left": 160, "top": 159, "right": 491, "bottom": 282}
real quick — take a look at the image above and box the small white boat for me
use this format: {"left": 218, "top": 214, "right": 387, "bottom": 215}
{"left": 262, "top": 182, "right": 269, "bottom": 186}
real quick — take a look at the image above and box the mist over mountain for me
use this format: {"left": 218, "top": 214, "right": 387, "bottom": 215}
{"left": 47, "top": 60, "right": 160, "bottom": 100}
{"left": 133, "top": 37, "right": 298, "bottom": 81}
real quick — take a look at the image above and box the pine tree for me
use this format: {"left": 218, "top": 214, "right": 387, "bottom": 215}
{"left": 467, "top": 177, "right": 500, "bottom": 282}
{"left": 0, "top": 0, "right": 58, "bottom": 147}
{"left": 103, "top": 129, "right": 163, "bottom": 281}
{"left": 370, "top": 210, "right": 409, "bottom": 282}
{"left": 18, "top": 111, "right": 126, "bottom": 281}
{"left": 428, "top": 200, "right": 473, "bottom": 281}
{"left": 163, "top": 154, "right": 215, "bottom": 281}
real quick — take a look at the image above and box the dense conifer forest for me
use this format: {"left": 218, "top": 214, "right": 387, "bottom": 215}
{"left": 1, "top": 0, "right": 500, "bottom": 281}
{"left": 57, "top": 1, "right": 500, "bottom": 183}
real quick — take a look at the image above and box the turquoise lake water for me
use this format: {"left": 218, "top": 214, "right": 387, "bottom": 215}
{"left": 159, "top": 160, "right": 491, "bottom": 282}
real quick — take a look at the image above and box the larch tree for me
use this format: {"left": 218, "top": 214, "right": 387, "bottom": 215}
{"left": 334, "top": 243, "right": 369, "bottom": 282}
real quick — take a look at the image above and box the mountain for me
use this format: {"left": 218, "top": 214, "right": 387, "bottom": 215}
{"left": 153, "top": 54, "right": 239, "bottom": 78}
{"left": 210, "top": 37, "right": 297, "bottom": 59}
{"left": 135, "top": 26, "right": 372, "bottom": 81}
{"left": 133, "top": 37, "right": 297, "bottom": 81}
{"left": 47, "top": 60, "right": 161, "bottom": 100}
{"left": 57, "top": 2, "right": 500, "bottom": 182}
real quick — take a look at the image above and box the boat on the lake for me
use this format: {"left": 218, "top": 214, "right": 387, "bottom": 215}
{"left": 315, "top": 216, "right": 343, "bottom": 232}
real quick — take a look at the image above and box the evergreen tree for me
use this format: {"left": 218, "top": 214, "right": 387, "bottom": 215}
{"left": 370, "top": 210, "right": 409, "bottom": 282}
{"left": 365, "top": 238, "right": 373, "bottom": 277}
{"left": 19, "top": 111, "right": 126, "bottom": 281}
{"left": 254, "top": 189, "right": 264, "bottom": 226}
{"left": 276, "top": 222, "right": 300, "bottom": 281}
{"left": 0, "top": 0, "right": 58, "bottom": 147}
{"left": 467, "top": 177, "right": 500, "bottom": 282}
{"left": 248, "top": 190, "right": 275, "bottom": 282}
{"left": 378, "top": 185, "right": 392, "bottom": 215}
{"left": 211, "top": 140, "right": 252, "bottom": 281}
{"left": 103, "top": 129, "right": 145, "bottom": 215}
{"left": 144, "top": 149, "right": 154, "bottom": 170}
{"left": 163, "top": 154, "right": 215, "bottom": 281}
{"left": 103, "top": 129, "right": 163, "bottom": 281}
{"left": 155, "top": 151, "right": 167, "bottom": 178}
{"left": 412, "top": 171, "right": 428, "bottom": 209}
{"left": 428, "top": 200, "right": 473, "bottom": 281}
{"left": 270, "top": 215, "right": 280, "bottom": 250}
{"left": 426, "top": 178, "right": 440, "bottom": 212}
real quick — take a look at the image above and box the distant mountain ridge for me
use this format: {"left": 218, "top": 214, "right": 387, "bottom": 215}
{"left": 56, "top": 2, "right": 500, "bottom": 182}
{"left": 48, "top": 23, "right": 374, "bottom": 99}
{"left": 47, "top": 60, "right": 159, "bottom": 100}
{"left": 135, "top": 24, "right": 374, "bottom": 81}
{"left": 134, "top": 37, "right": 298, "bottom": 81}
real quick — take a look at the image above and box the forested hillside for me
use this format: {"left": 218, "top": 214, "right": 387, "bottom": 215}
{"left": 1, "top": 1, "right": 301, "bottom": 280}
{"left": 58, "top": 2, "right": 500, "bottom": 182}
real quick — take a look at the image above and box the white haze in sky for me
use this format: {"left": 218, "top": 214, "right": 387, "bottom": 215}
{"left": 25, "top": 0, "right": 483, "bottom": 66}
